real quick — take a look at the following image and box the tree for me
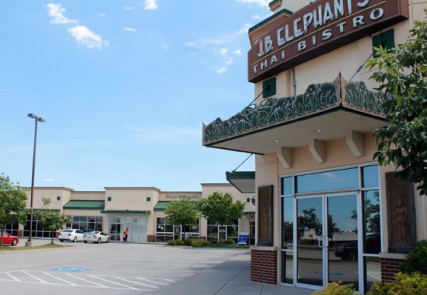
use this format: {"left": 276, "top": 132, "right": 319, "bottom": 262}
{"left": 164, "top": 196, "right": 199, "bottom": 240}
{"left": 366, "top": 13, "right": 427, "bottom": 196}
{"left": 0, "top": 174, "right": 27, "bottom": 246}
{"left": 197, "top": 192, "right": 245, "bottom": 242}
{"left": 34, "top": 197, "right": 72, "bottom": 244}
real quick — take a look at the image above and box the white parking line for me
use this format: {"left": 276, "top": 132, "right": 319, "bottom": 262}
{"left": 65, "top": 273, "right": 108, "bottom": 288}
{"left": 43, "top": 272, "right": 78, "bottom": 286}
{"left": 135, "top": 277, "right": 169, "bottom": 286}
{"left": 87, "top": 275, "right": 143, "bottom": 291}
{"left": 114, "top": 276, "right": 159, "bottom": 289}
{"left": 5, "top": 272, "right": 20, "bottom": 282}
{"left": 0, "top": 270, "right": 178, "bottom": 292}
{"left": 21, "top": 270, "right": 48, "bottom": 284}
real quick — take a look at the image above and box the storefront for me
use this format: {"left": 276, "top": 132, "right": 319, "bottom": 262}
{"left": 20, "top": 184, "right": 255, "bottom": 245}
{"left": 202, "top": 0, "right": 427, "bottom": 293}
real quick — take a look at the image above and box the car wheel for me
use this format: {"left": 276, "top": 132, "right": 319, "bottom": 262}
{"left": 73, "top": 237, "right": 77, "bottom": 243}
{"left": 12, "top": 239, "right": 18, "bottom": 246}
{"left": 59, "top": 239, "right": 64, "bottom": 242}
{"left": 84, "top": 241, "right": 88, "bottom": 243}
{"left": 107, "top": 238, "right": 110, "bottom": 243}
{"left": 97, "top": 238, "right": 101, "bottom": 244}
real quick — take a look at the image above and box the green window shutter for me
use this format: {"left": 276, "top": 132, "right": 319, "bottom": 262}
{"left": 107, "top": 196, "right": 112, "bottom": 202}
{"left": 147, "top": 197, "right": 151, "bottom": 202}
{"left": 372, "top": 30, "right": 395, "bottom": 56}
{"left": 263, "top": 77, "right": 276, "bottom": 98}
{"left": 57, "top": 196, "right": 61, "bottom": 201}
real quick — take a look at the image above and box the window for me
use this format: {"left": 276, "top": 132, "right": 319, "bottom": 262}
{"left": 56, "top": 196, "right": 61, "bottom": 201}
{"left": 263, "top": 77, "right": 276, "bottom": 98}
{"left": 107, "top": 196, "right": 112, "bottom": 201}
{"left": 68, "top": 215, "right": 103, "bottom": 232}
{"left": 146, "top": 197, "right": 151, "bottom": 202}
{"left": 372, "top": 30, "right": 395, "bottom": 56}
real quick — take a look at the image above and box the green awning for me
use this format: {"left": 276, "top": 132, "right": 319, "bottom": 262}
{"left": 63, "top": 200, "right": 105, "bottom": 210}
{"left": 154, "top": 201, "right": 171, "bottom": 211}
{"left": 226, "top": 171, "right": 255, "bottom": 194}
{"left": 100, "top": 210, "right": 150, "bottom": 215}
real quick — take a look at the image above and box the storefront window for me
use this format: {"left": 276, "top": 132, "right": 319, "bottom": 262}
{"left": 363, "top": 190, "right": 381, "bottom": 254}
{"left": 68, "top": 216, "right": 103, "bottom": 233}
{"left": 282, "top": 196, "right": 293, "bottom": 249}
{"left": 296, "top": 168, "right": 359, "bottom": 193}
{"left": 156, "top": 218, "right": 173, "bottom": 242}
{"left": 363, "top": 166, "right": 379, "bottom": 188}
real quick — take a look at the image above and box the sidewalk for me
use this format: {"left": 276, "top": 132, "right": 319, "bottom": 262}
{"left": 156, "top": 255, "right": 313, "bottom": 295}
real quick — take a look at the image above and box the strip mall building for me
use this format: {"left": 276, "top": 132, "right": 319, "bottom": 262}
{"left": 202, "top": 0, "right": 427, "bottom": 293}
{"left": 7, "top": 184, "right": 255, "bottom": 245}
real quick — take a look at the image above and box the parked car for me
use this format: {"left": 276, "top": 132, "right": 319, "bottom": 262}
{"left": 335, "top": 241, "right": 358, "bottom": 260}
{"left": 0, "top": 231, "right": 19, "bottom": 246}
{"left": 83, "top": 231, "right": 110, "bottom": 244}
{"left": 58, "top": 229, "right": 85, "bottom": 242}
{"left": 335, "top": 234, "right": 381, "bottom": 260}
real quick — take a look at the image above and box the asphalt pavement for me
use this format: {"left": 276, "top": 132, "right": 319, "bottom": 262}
{"left": 11, "top": 238, "right": 314, "bottom": 295}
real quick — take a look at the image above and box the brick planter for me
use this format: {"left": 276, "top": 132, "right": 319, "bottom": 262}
{"left": 380, "top": 253, "right": 406, "bottom": 282}
{"left": 251, "top": 246, "right": 278, "bottom": 284}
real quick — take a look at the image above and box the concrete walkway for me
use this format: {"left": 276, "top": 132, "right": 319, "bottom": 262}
{"left": 157, "top": 256, "right": 313, "bottom": 295}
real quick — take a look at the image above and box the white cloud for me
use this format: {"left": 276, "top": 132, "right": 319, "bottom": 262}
{"left": 216, "top": 57, "right": 234, "bottom": 74}
{"left": 144, "top": 0, "right": 159, "bottom": 10}
{"left": 68, "top": 26, "right": 109, "bottom": 49}
{"left": 98, "top": 13, "right": 106, "bottom": 17}
{"left": 233, "top": 49, "right": 242, "bottom": 56}
{"left": 46, "top": 3, "right": 78, "bottom": 24}
{"left": 123, "top": 26, "right": 137, "bottom": 33}
{"left": 124, "top": 6, "right": 135, "bottom": 10}
{"left": 219, "top": 48, "right": 228, "bottom": 56}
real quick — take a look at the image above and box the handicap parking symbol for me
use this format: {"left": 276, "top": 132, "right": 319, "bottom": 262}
{"left": 50, "top": 267, "right": 91, "bottom": 272}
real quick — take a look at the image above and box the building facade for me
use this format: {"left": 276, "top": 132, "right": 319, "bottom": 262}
{"left": 5, "top": 184, "right": 255, "bottom": 245}
{"left": 202, "top": 0, "right": 427, "bottom": 293}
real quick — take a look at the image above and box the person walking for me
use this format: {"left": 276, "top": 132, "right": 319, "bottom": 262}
{"left": 123, "top": 227, "right": 129, "bottom": 243}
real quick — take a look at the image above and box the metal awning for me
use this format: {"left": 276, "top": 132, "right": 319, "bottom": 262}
{"left": 226, "top": 171, "right": 255, "bottom": 194}
{"left": 63, "top": 200, "right": 105, "bottom": 210}
{"left": 154, "top": 201, "right": 171, "bottom": 211}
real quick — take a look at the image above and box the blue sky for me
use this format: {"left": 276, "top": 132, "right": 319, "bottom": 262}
{"left": 0, "top": 0, "right": 307, "bottom": 192}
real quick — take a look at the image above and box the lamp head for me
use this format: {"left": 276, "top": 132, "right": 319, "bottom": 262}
{"left": 38, "top": 117, "right": 46, "bottom": 123}
{"left": 28, "top": 113, "right": 37, "bottom": 119}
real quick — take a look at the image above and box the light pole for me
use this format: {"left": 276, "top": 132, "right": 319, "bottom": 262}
{"left": 25, "top": 113, "right": 45, "bottom": 247}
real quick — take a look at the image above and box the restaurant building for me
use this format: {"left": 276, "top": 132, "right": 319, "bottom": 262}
{"left": 202, "top": 0, "right": 427, "bottom": 293}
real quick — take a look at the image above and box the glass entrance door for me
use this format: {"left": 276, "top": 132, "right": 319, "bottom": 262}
{"left": 297, "top": 196, "right": 323, "bottom": 286}
{"left": 326, "top": 194, "right": 358, "bottom": 289}
{"left": 296, "top": 193, "right": 359, "bottom": 289}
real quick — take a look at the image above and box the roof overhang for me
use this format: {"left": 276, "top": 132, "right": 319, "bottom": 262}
{"left": 226, "top": 171, "right": 255, "bottom": 194}
{"left": 207, "top": 109, "right": 386, "bottom": 155}
{"left": 203, "top": 77, "right": 389, "bottom": 155}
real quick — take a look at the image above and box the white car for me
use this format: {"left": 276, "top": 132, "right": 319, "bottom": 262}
{"left": 83, "top": 231, "right": 110, "bottom": 244}
{"left": 58, "top": 229, "right": 85, "bottom": 242}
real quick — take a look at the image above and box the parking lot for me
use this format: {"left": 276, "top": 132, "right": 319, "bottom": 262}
{"left": 0, "top": 239, "right": 250, "bottom": 295}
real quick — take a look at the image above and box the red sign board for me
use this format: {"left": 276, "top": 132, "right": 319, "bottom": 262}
{"left": 248, "top": 0, "right": 409, "bottom": 83}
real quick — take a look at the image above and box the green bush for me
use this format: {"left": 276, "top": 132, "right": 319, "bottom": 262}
{"left": 368, "top": 272, "right": 427, "bottom": 295}
{"left": 223, "top": 239, "right": 236, "bottom": 245}
{"left": 311, "top": 282, "right": 359, "bottom": 295}
{"left": 400, "top": 240, "right": 427, "bottom": 274}
{"left": 183, "top": 239, "right": 192, "bottom": 246}
{"left": 167, "top": 239, "right": 184, "bottom": 246}
{"left": 191, "top": 239, "right": 209, "bottom": 248}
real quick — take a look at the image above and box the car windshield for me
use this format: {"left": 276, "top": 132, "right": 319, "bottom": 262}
{"left": 90, "top": 231, "right": 100, "bottom": 234}
{"left": 63, "top": 230, "right": 73, "bottom": 232}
